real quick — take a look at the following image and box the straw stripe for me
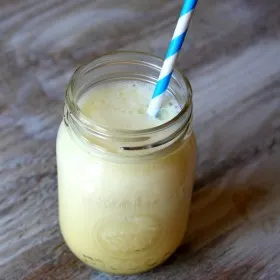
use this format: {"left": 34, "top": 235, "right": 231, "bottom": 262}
{"left": 165, "top": 31, "right": 187, "bottom": 59}
{"left": 147, "top": 0, "right": 198, "bottom": 117}
{"left": 146, "top": 94, "right": 165, "bottom": 116}
{"left": 152, "top": 73, "right": 173, "bottom": 98}
{"left": 180, "top": 0, "right": 197, "bottom": 15}
{"left": 172, "top": 11, "right": 194, "bottom": 39}
{"left": 158, "top": 54, "right": 177, "bottom": 79}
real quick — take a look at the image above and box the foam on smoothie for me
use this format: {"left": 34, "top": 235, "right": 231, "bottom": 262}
{"left": 78, "top": 80, "right": 180, "bottom": 130}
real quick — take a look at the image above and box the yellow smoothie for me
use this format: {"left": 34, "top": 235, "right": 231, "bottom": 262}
{"left": 57, "top": 80, "right": 196, "bottom": 274}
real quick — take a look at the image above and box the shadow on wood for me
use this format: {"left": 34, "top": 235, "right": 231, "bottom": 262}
{"left": 158, "top": 183, "right": 268, "bottom": 270}
{"left": 184, "top": 183, "right": 268, "bottom": 252}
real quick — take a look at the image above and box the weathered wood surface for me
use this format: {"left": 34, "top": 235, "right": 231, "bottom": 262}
{"left": 1, "top": 0, "right": 280, "bottom": 279}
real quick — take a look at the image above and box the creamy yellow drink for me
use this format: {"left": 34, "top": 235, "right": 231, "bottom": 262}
{"left": 57, "top": 79, "right": 196, "bottom": 274}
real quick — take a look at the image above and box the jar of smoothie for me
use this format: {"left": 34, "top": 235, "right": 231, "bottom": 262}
{"left": 56, "top": 51, "right": 196, "bottom": 275}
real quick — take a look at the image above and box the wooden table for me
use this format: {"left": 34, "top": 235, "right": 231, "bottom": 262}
{"left": 1, "top": 0, "right": 280, "bottom": 279}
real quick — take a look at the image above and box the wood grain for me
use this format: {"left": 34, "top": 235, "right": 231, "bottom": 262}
{"left": 1, "top": 0, "right": 280, "bottom": 279}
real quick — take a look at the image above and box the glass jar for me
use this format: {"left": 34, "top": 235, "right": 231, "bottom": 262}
{"left": 56, "top": 52, "right": 196, "bottom": 275}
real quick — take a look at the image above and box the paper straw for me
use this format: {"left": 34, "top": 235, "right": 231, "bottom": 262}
{"left": 147, "top": 0, "right": 198, "bottom": 117}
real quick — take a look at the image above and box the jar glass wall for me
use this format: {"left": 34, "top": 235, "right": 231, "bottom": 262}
{"left": 56, "top": 52, "right": 196, "bottom": 275}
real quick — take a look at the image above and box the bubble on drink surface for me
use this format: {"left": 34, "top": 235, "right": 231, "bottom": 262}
{"left": 157, "top": 99, "right": 180, "bottom": 121}
{"left": 137, "top": 108, "right": 145, "bottom": 115}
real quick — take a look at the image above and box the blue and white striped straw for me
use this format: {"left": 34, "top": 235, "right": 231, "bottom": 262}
{"left": 147, "top": 0, "right": 198, "bottom": 117}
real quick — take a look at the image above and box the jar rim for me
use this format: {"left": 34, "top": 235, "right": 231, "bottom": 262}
{"left": 65, "top": 51, "right": 193, "bottom": 138}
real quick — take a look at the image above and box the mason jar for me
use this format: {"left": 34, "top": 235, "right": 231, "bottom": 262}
{"left": 56, "top": 51, "right": 196, "bottom": 275}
